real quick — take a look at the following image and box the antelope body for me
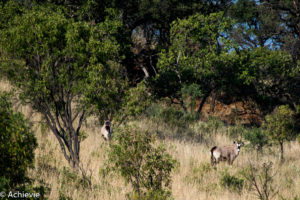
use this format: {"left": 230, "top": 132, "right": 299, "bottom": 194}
{"left": 211, "top": 141, "right": 241, "bottom": 166}
{"left": 101, "top": 120, "right": 112, "bottom": 140}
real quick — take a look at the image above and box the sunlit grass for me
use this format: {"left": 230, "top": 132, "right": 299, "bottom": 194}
{"left": 2, "top": 80, "right": 300, "bottom": 200}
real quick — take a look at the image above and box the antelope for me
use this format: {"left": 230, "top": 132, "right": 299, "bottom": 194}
{"left": 101, "top": 120, "right": 112, "bottom": 141}
{"left": 210, "top": 141, "right": 241, "bottom": 166}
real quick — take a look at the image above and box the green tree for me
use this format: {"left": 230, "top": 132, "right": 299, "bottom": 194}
{"left": 236, "top": 47, "right": 299, "bottom": 112}
{"left": 229, "top": 0, "right": 300, "bottom": 107}
{"left": 154, "top": 12, "right": 236, "bottom": 112}
{"left": 229, "top": 0, "right": 283, "bottom": 49}
{"left": 37, "top": 0, "right": 233, "bottom": 81}
{"left": 263, "top": 105, "right": 296, "bottom": 162}
{"left": 0, "top": 4, "right": 125, "bottom": 168}
{"left": 108, "top": 126, "right": 177, "bottom": 199}
{"left": 0, "top": 92, "right": 37, "bottom": 190}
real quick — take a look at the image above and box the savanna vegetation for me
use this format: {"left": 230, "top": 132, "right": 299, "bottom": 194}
{"left": 0, "top": 0, "right": 300, "bottom": 199}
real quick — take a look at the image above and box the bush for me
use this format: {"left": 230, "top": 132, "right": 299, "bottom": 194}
{"left": 128, "top": 190, "right": 172, "bottom": 200}
{"left": 205, "top": 116, "right": 225, "bottom": 135}
{"left": 181, "top": 84, "right": 202, "bottom": 113}
{"left": 220, "top": 170, "right": 244, "bottom": 194}
{"left": 227, "top": 124, "right": 247, "bottom": 138}
{"left": 243, "top": 128, "right": 268, "bottom": 152}
{"left": 108, "top": 126, "right": 177, "bottom": 199}
{"left": 0, "top": 92, "right": 37, "bottom": 190}
{"left": 146, "top": 103, "right": 197, "bottom": 129}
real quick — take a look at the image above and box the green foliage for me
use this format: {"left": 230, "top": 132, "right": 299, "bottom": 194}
{"left": 263, "top": 105, "right": 296, "bottom": 160}
{"left": 146, "top": 103, "right": 197, "bottom": 130}
{"left": 0, "top": 92, "right": 37, "bottom": 189}
{"left": 220, "top": 170, "right": 244, "bottom": 194}
{"left": 108, "top": 126, "right": 177, "bottom": 199}
{"left": 154, "top": 12, "right": 240, "bottom": 111}
{"left": 197, "top": 117, "right": 225, "bottom": 135}
{"left": 229, "top": 0, "right": 282, "bottom": 48}
{"left": 230, "top": 0, "right": 300, "bottom": 64}
{"left": 264, "top": 105, "right": 295, "bottom": 142}
{"left": 243, "top": 127, "right": 268, "bottom": 152}
{"left": 117, "top": 81, "right": 152, "bottom": 122}
{"left": 181, "top": 84, "right": 202, "bottom": 113}
{"left": 158, "top": 107, "right": 191, "bottom": 128}
{"left": 238, "top": 46, "right": 293, "bottom": 86}
{"left": 128, "top": 190, "right": 172, "bottom": 200}
{"left": 154, "top": 8, "right": 299, "bottom": 112}
{"left": 0, "top": 0, "right": 23, "bottom": 30}
{"left": 296, "top": 105, "right": 300, "bottom": 116}
{"left": 227, "top": 124, "right": 247, "bottom": 138}
{"left": 236, "top": 48, "right": 296, "bottom": 110}
{"left": 78, "top": 130, "right": 88, "bottom": 142}
{"left": 0, "top": 3, "right": 127, "bottom": 167}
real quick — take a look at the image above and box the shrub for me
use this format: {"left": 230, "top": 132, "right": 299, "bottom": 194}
{"left": 241, "top": 162, "right": 278, "bottom": 200}
{"left": 243, "top": 127, "right": 268, "bottom": 152}
{"left": 181, "top": 84, "right": 202, "bottom": 113}
{"left": 146, "top": 103, "right": 197, "bottom": 129}
{"left": 227, "top": 124, "right": 246, "bottom": 139}
{"left": 108, "top": 126, "right": 177, "bottom": 199}
{"left": 128, "top": 190, "right": 172, "bottom": 200}
{"left": 220, "top": 170, "right": 244, "bottom": 194}
{"left": 205, "top": 116, "right": 225, "bottom": 135}
{"left": 0, "top": 92, "right": 37, "bottom": 190}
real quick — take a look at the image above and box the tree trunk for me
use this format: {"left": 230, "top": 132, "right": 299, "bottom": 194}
{"left": 135, "top": 58, "right": 149, "bottom": 79}
{"left": 210, "top": 91, "right": 216, "bottom": 113}
{"left": 280, "top": 141, "right": 284, "bottom": 163}
{"left": 43, "top": 105, "right": 84, "bottom": 169}
{"left": 197, "top": 91, "right": 211, "bottom": 114}
{"left": 70, "top": 152, "right": 80, "bottom": 168}
{"left": 179, "top": 97, "right": 187, "bottom": 113}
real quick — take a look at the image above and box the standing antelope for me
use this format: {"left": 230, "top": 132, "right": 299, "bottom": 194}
{"left": 101, "top": 120, "right": 112, "bottom": 141}
{"left": 210, "top": 141, "right": 242, "bottom": 166}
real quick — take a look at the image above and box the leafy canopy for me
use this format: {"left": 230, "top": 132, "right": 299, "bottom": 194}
{"left": 263, "top": 105, "right": 296, "bottom": 144}
{"left": 0, "top": 3, "right": 126, "bottom": 167}
{"left": 153, "top": 12, "right": 236, "bottom": 110}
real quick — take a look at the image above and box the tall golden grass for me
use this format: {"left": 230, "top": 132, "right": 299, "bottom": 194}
{"left": 1, "top": 80, "right": 300, "bottom": 200}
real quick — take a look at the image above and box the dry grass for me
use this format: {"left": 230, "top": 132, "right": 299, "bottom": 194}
{"left": 27, "top": 118, "right": 300, "bottom": 200}
{"left": 0, "top": 78, "right": 12, "bottom": 92}
{"left": 2, "top": 80, "right": 300, "bottom": 200}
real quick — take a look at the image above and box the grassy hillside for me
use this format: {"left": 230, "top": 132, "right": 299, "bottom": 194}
{"left": 1, "top": 81, "right": 300, "bottom": 200}
{"left": 29, "top": 118, "right": 300, "bottom": 200}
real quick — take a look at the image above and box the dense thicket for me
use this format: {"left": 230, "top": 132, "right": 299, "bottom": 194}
{"left": 0, "top": 92, "right": 37, "bottom": 189}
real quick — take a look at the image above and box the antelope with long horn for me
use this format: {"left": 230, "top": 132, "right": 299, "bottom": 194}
{"left": 210, "top": 141, "right": 242, "bottom": 166}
